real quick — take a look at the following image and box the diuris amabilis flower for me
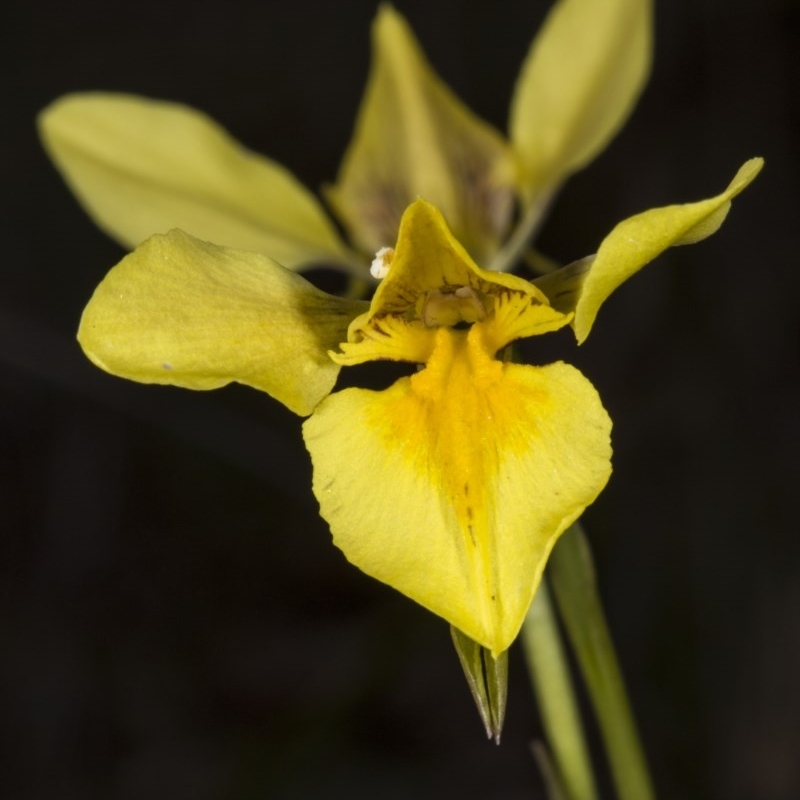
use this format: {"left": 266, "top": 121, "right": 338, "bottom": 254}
{"left": 38, "top": 0, "right": 763, "bottom": 655}
{"left": 38, "top": 0, "right": 652, "bottom": 274}
{"left": 75, "top": 158, "right": 761, "bottom": 656}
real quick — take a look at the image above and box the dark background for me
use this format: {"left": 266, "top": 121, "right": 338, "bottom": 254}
{"left": 2, "top": 1, "right": 798, "bottom": 798}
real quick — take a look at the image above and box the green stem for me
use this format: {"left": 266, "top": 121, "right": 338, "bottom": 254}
{"left": 523, "top": 580, "right": 598, "bottom": 800}
{"left": 549, "top": 523, "right": 656, "bottom": 800}
{"left": 489, "top": 187, "right": 556, "bottom": 273}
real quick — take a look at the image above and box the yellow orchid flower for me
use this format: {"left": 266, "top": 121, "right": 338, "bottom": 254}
{"left": 77, "top": 158, "right": 762, "bottom": 655}
{"left": 39, "top": 0, "right": 652, "bottom": 273}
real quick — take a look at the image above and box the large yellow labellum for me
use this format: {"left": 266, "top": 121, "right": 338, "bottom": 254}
{"left": 304, "top": 320, "right": 611, "bottom": 656}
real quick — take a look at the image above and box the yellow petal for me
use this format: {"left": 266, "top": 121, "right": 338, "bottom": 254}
{"left": 39, "top": 93, "right": 360, "bottom": 272}
{"left": 510, "top": 0, "right": 652, "bottom": 199}
{"left": 332, "top": 315, "right": 436, "bottom": 367}
{"left": 303, "top": 324, "right": 612, "bottom": 656}
{"left": 78, "top": 230, "right": 368, "bottom": 415}
{"left": 367, "top": 200, "right": 550, "bottom": 317}
{"left": 382, "top": 201, "right": 546, "bottom": 305}
{"left": 336, "top": 200, "right": 569, "bottom": 364}
{"left": 326, "top": 7, "right": 515, "bottom": 265}
{"left": 569, "top": 158, "right": 763, "bottom": 342}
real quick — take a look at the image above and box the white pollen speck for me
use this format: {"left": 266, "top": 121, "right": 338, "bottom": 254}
{"left": 370, "top": 246, "right": 394, "bottom": 279}
{"left": 162, "top": 362, "right": 173, "bottom": 370}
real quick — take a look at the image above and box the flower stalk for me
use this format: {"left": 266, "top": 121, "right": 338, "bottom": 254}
{"left": 523, "top": 579, "right": 598, "bottom": 800}
{"left": 548, "top": 523, "right": 656, "bottom": 800}
{"left": 488, "top": 187, "right": 557, "bottom": 274}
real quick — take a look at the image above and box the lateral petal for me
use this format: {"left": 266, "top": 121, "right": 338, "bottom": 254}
{"left": 510, "top": 0, "right": 652, "bottom": 200}
{"left": 326, "top": 7, "right": 515, "bottom": 265}
{"left": 303, "top": 325, "right": 612, "bottom": 656}
{"left": 78, "top": 230, "right": 368, "bottom": 415}
{"left": 568, "top": 158, "right": 763, "bottom": 342}
{"left": 39, "top": 93, "right": 360, "bottom": 272}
